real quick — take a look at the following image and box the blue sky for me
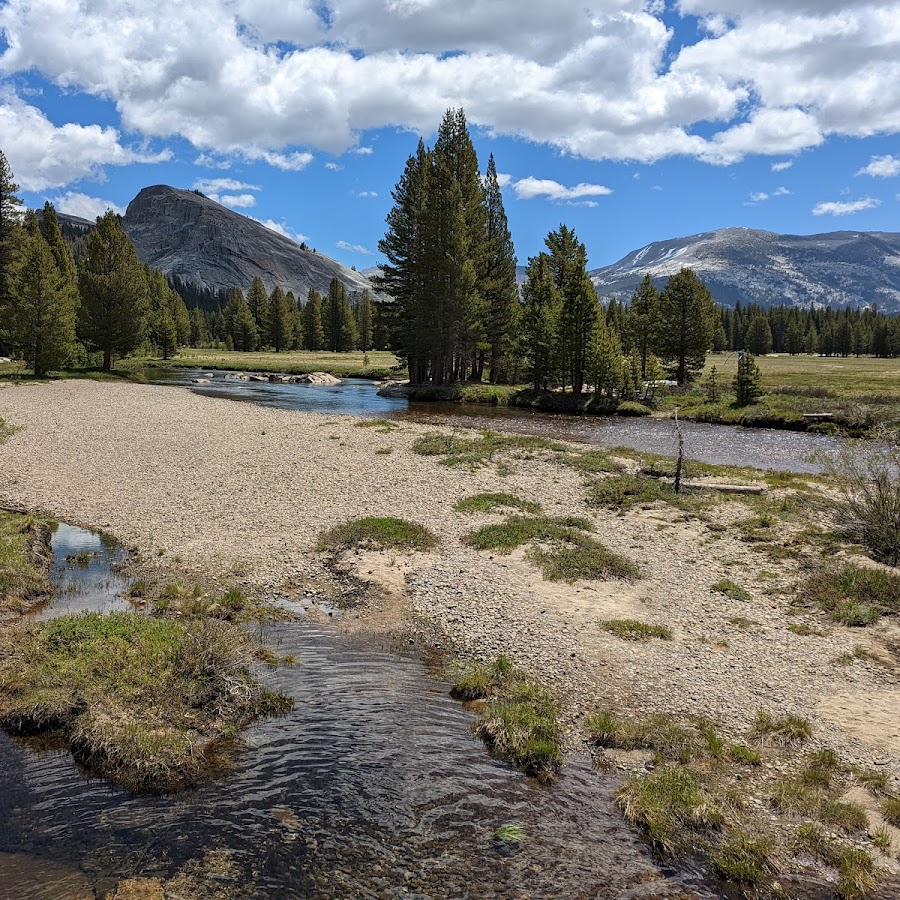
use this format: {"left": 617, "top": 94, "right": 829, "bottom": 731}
{"left": 2, "top": 0, "right": 899, "bottom": 272}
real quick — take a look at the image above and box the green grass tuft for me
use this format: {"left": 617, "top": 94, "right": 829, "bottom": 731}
{"left": 412, "top": 429, "right": 566, "bottom": 469}
{"left": 600, "top": 619, "right": 673, "bottom": 641}
{"left": 616, "top": 766, "right": 724, "bottom": 855}
{"left": 462, "top": 514, "right": 592, "bottom": 553}
{"left": 493, "top": 824, "right": 526, "bottom": 844}
{"left": 317, "top": 516, "right": 437, "bottom": 552}
{"left": 453, "top": 492, "right": 541, "bottom": 514}
{"left": 711, "top": 579, "right": 752, "bottom": 602}
{"left": 750, "top": 709, "right": 813, "bottom": 746}
{"left": 711, "top": 829, "right": 778, "bottom": 886}
{"left": 803, "top": 563, "right": 900, "bottom": 627}
{"left": 728, "top": 744, "right": 762, "bottom": 766}
{"left": 882, "top": 796, "right": 900, "bottom": 828}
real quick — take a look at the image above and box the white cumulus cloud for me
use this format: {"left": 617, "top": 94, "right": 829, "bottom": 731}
{"left": 49, "top": 191, "right": 125, "bottom": 220}
{"left": 0, "top": 89, "right": 170, "bottom": 190}
{"left": 510, "top": 177, "right": 613, "bottom": 201}
{"left": 192, "top": 177, "right": 261, "bottom": 193}
{"left": 0, "top": 0, "right": 899, "bottom": 178}
{"left": 812, "top": 197, "right": 882, "bottom": 216}
{"left": 857, "top": 154, "right": 900, "bottom": 178}
{"left": 771, "top": 160, "right": 793, "bottom": 172}
{"left": 252, "top": 218, "right": 308, "bottom": 242}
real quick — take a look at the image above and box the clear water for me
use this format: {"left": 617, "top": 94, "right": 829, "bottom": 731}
{"left": 0, "top": 525, "right": 711, "bottom": 898}
{"left": 146, "top": 368, "right": 843, "bottom": 473}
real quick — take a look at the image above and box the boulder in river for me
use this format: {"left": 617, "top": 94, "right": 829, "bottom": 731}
{"left": 377, "top": 381, "right": 412, "bottom": 398}
{"left": 298, "top": 372, "right": 342, "bottom": 385}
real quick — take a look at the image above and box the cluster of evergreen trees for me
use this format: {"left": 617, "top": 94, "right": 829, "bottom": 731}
{"left": 0, "top": 150, "right": 188, "bottom": 373}
{"left": 187, "top": 277, "right": 379, "bottom": 355}
{"left": 378, "top": 109, "right": 519, "bottom": 385}
{"left": 714, "top": 303, "right": 900, "bottom": 358}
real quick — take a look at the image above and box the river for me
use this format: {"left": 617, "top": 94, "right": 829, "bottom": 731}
{"left": 146, "top": 369, "right": 846, "bottom": 474}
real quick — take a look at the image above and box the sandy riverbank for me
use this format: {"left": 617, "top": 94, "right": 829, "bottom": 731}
{"left": 1, "top": 379, "right": 898, "bottom": 781}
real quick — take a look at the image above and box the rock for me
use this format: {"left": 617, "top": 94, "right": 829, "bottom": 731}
{"left": 122, "top": 185, "right": 387, "bottom": 304}
{"left": 377, "top": 380, "right": 412, "bottom": 398}
{"left": 298, "top": 372, "right": 342, "bottom": 385}
{"left": 191, "top": 378, "right": 211, "bottom": 384}
{"left": 249, "top": 374, "right": 268, "bottom": 382}
{"left": 0, "top": 356, "right": 11, "bottom": 363}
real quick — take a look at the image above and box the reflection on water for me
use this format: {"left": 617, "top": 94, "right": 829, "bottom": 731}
{"left": 0, "top": 525, "right": 710, "bottom": 898}
{"left": 147, "top": 368, "right": 843, "bottom": 473}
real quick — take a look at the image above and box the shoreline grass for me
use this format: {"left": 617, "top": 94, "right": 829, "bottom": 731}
{"left": 451, "top": 656, "right": 563, "bottom": 783}
{"left": 0, "top": 511, "right": 53, "bottom": 621}
{"left": 0, "top": 610, "right": 292, "bottom": 792}
{"left": 586, "top": 707, "right": 889, "bottom": 896}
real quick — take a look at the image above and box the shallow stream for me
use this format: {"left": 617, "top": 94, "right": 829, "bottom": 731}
{"left": 0, "top": 524, "right": 712, "bottom": 898}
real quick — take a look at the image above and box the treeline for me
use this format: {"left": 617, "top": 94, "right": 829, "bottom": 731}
{"left": 714, "top": 303, "right": 900, "bottom": 358}
{"left": 181, "top": 277, "right": 382, "bottom": 354}
{"left": 0, "top": 150, "right": 193, "bottom": 373}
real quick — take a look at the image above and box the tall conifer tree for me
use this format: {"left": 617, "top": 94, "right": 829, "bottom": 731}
{"left": 0, "top": 151, "right": 23, "bottom": 338}
{"left": 78, "top": 211, "right": 148, "bottom": 370}
{"left": 268, "top": 286, "right": 292, "bottom": 352}
{"left": 657, "top": 267, "right": 716, "bottom": 384}
{"left": 482, "top": 154, "right": 519, "bottom": 383}
{"left": 303, "top": 288, "right": 325, "bottom": 350}
{"left": 5, "top": 217, "right": 77, "bottom": 376}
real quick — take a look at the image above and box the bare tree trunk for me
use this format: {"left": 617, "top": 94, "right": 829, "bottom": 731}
{"left": 674, "top": 408, "right": 684, "bottom": 494}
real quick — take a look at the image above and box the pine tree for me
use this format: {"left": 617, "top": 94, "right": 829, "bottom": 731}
{"left": 785, "top": 321, "right": 805, "bottom": 355}
{"left": 0, "top": 151, "right": 23, "bottom": 345}
{"left": 268, "top": 286, "right": 292, "bottom": 352}
{"left": 521, "top": 252, "right": 561, "bottom": 391}
{"left": 733, "top": 352, "right": 763, "bottom": 405}
{"left": 625, "top": 274, "right": 659, "bottom": 379}
{"left": 247, "top": 276, "right": 269, "bottom": 346}
{"left": 303, "top": 288, "right": 325, "bottom": 350}
{"left": 546, "top": 224, "right": 597, "bottom": 394}
{"left": 587, "top": 314, "right": 623, "bottom": 399}
{"left": 482, "top": 154, "right": 518, "bottom": 383}
{"left": 356, "top": 288, "right": 373, "bottom": 351}
{"left": 78, "top": 211, "right": 148, "bottom": 370}
{"left": 378, "top": 139, "right": 431, "bottom": 382}
{"left": 231, "top": 293, "right": 258, "bottom": 352}
{"left": 324, "top": 278, "right": 357, "bottom": 352}
{"left": 656, "top": 267, "right": 716, "bottom": 384}
{"left": 745, "top": 314, "right": 773, "bottom": 355}
{"left": 5, "top": 223, "right": 77, "bottom": 376}
{"left": 189, "top": 307, "right": 206, "bottom": 347}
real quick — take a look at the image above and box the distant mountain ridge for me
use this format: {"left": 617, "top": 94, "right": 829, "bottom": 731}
{"left": 121, "top": 185, "right": 380, "bottom": 305}
{"left": 588, "top": 227, "right": 900, "bottom": 312}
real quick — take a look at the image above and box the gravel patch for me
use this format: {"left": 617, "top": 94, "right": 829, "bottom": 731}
{"left": 1, "top": 379, "right": 898, "bottom": 778}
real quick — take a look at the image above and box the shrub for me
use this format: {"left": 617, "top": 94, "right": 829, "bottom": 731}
{"left": 804, "top": 563, "right": 900, "bottom": 626}
{"left": 829, "top": 433, "right": 900, "bottom": 567}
